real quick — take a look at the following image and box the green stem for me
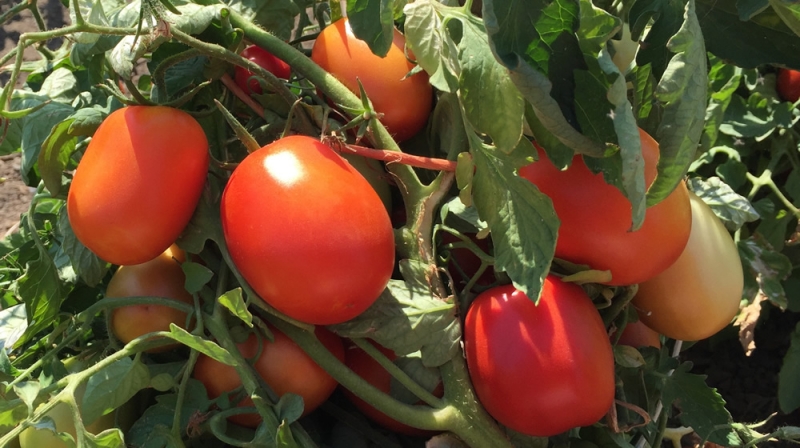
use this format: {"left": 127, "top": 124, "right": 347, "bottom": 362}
{"left": 71, "top": 0, "right": 85, "bottom": 25}
{"left": 8, "top": 327, "right": 82, "bottom": 388}
{"left": 172, "top": 349, "right": 200, "bottom": 439}
{"left": 350, "top": 337, "right": 443, "bottom": 408}
{"left": 0, "top": 2, "right": 30, "bottom": 26}
{"left": 650, "top": 406, "right": 669, "bottom": 448}
{"left": 746, "top": 171, "right": 800, "bottom": 218}
{"left": 77, "top": 296, "right": 196, "bottom": 326}
{"left": 602, "top": 285, "right": 638, "bottom": 326}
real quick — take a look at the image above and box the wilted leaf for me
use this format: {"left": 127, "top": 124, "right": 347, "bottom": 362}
{"left": 733, "top": 292, "right": 766, "bottom": 356}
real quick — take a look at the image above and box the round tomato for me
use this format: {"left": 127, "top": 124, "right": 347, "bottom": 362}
{"left": 519, "top": 128, "right": 692, "bottom": 286}
{"left": 311, "top": 19, "right": 433, "bottom": 143}
{"left": 343, "top": 341, "right": 442, "bottom": 436}
{"left": 220, "top": 135, "right": 395, "bottom": 325}
{"left": 464, "top": 278, "right": 615, "bottom": 437}
{"left": 107, "top": 245, "right": 194, "bottom": 352}
{"left": 777, "top": 69, "right": 800, "bottom": 103}
{"left": 614, "top": 318, "right": 661, "bottom": 349}
{"left": 234, "top": 45, "right": 292, "bottom": 94}
{"left": 633, "top": 191, "right": 743, "bottom": 341}
{"left": 67, "top": 106, "right": 209, "bottom": 266}
{"left": 193, "top": 325, "right": 345, "bottom": 427}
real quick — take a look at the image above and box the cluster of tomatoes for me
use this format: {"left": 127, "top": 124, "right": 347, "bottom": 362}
{"left": 60, "top": 16, "right": 745, "bottom": 441}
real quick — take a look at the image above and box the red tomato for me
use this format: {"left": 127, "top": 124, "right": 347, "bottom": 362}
{"left": 343, "top": 341, "right": 442, "bottom": 436}
{"left": 193, "top": 325, "right": 344, "bottom": 427}
{"left": 234, "top": 45, "right": 292, "bottom": 94}
{"left": 67, "top": 106, "right": 209, "bottom": 266}
{"left": 311, "top": 19, "right": 433, "bottom": 142}
{"left": 107, "top": 245, "right": 194, "bottom": 353}
{"left": 464, "top": 278, "right": 615, "bottom": 436}
{"left": 633, "top": 192, "right": 743, "bottom": 341}
{"left": 614, "top": 318, "right": 661, "bottom": 349}
{"left": 777, "top": 69, "right": 800, "bottom": 103}
{"left": 220, "top": 135, "right": 395, "bottom": 325}
{"left": 519, "top": 128, "right": 692, "bottom": 286}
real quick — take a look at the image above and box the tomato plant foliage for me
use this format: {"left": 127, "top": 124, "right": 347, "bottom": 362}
{"left": 1, "top": 0, "right": 800, "bottom": 447}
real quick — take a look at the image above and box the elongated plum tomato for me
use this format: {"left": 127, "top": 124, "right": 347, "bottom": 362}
{"left": 311, "top": 19, "right": 433, "bottom": 142}
{"left": 464, "top": 278, "right": 615, "bottom": 436}
{"left": 67, "top": 106, "right": 208, "bottom": 266}
{"left": 193, "top": 325, "right": 344, "bottom": 427}
{"left": 220, "top": 136, "right": 394, "bottom": 325}
{"left": 777, "top": 69, "right": 800, "bottom": 103}
{"left": 633, "top": 192, "right": 743, "bottom": 341}
{"left": 234, "top": 45, "right": 291, "bottom": 94}
{"left": 519, "top": 128, "right": 692, "bottom": 285}
{"left": 107, "top": 245, "right": 194, "bottom": 352}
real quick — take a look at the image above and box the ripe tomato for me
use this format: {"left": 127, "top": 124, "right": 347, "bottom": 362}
{"left": 633, "top": 192, "right": 744, "bottom": 341}
{"left": 777, "top": 69, "right": 800, "bottom": 103}
{"left": 220, "top": 135, "right": 395, "bottom": 325}
{"left": 343, "top": 341, "right": 442, "bottom": 436}
{"left": 464, "top": 278, "right": 615, "bottom": 437}
{"left": 67, "top": 106, "right": 209, "bottom": 266}
{"left": 614, "top": 319, "right": 661, "bottom": 349}
{"left": 107, "top": 245, "right": 194, "bottom": 352}
{"left": 519, "top": 128, "right": 692, "bottom": 286}
{"left": 311, "top": 19, "right": 433, "bottom": 142}
{"left": 342, "top": 154, "right": 392, "bottom": 213}
{"left": 193, "top": 325, "right": 344, "bottom": 427}
{"left": 234, "top": 45, "right": 292, "bottom": 94}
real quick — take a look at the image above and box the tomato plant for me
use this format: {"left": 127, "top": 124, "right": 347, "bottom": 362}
{"left": 633, "top": 191, "right": 744, "bottom": 341}
{"left": 310, "top": 19, "right": 433, "bottom": 142}
{"left": 106, "top": 245, "right": 194, "bottom": 352}
{"left": 519, "top": 129, "right": 692, "bottom": 286}
{"left": 193, "top": 324, "right": 344, "bottom": 427}
{"left": 66, "top": 106, "right": 209, "bottom": 266}
{"left": 234, "top": 44, "right": 292, "bottom": 94}
{"left": 220, "top": 135, "right": 395, "bottom": 325}
{"left": 777, "top": 69, "right": 800, "bottom": 103}
{"left": 464, "top": 279, "right": 615, "bottom": 437}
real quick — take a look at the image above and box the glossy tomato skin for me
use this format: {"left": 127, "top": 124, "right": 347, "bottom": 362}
{"left": 311, "top": 19, "right": 433, "bottom": 142}
{"left": 633, "top": 192, "right": 743, "bottom": 341}
{"left": 234, "top": 45, "right": 292, "bottom": 94}
{"left": 519, "top": 128, "right": 692, "bottom": 286}
{"left": 194, "top": 325, "right": 345, "bottom": 427}
{"left": 221, "top": 135, "right": 395, "bottom": 325}
{"left": 464, "top": 279, "right": 615, "bottom": 437}
{"left": 777, "top": 69, "right": 800, "bottom": 103}
{"left": 107, "top": 245, "right": 194, "bottom": 353}
{"left": 343, "top": 341, "right": 442, "bottom": 436}
{"left": 614, "top": 319, "right": 661, "bottom": 349}
{"left": 67, "top": 106, "right": 208, "bottom": 266}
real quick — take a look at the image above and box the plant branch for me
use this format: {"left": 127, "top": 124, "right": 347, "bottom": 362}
{"left": 329, "top": 140, "right": 458, "bottom": 172}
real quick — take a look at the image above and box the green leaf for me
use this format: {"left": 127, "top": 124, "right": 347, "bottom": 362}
{"left": 346, "top": 0, "right": 394, "bottom": 57}
{"left": 13, "top": 381, "right": 41, "bottom": 414}
{"left": 39, "top": 68, "right": 79, "bottom": 105}
{"left": 779, "top": 322, "right": 800, "bottom": 413}
{"left": 69, "top": 0, "right": 111, "bottom": 44}
{"left": 662, "top": 363, "right": 736, "bottom": 445}
{"left": 631, "top": 0, "right": 685, "bottom": 80}
{"left": 85, "top": 428, "right": 126, "bottom": 448}
{"left": 37, "top": 119, "right": 76, "bottom": 197}
{"left": 167, "top": 324, "right": 238, "bottom": 366}
{"left": 218, "top": 288, "right": 253, "bottom": 327}
{"left": 390, "top": 354, "right": 441, "bottom": 404}
{"left": 613, "top": 345, "right": 646, "bottom": 369}
{"left": 16, "top": 94, "right": 74, "bottom": 186}
{"left": 274, "top": 393, "right": 304, "bottom": 424}
{"left": 81, "top": 357, "right": 150, "bottom": 424}
{"left": 181, "top": 261, "right": 213, "bottom": 295}
{"left": 128, "top": 381, "right": 212, "bottom": 447}
{"left": 648, "top": 0, "right": 708, "bottom": 207}
{"left": 471, "top": 135, "right": 558, "bottom": 304}
{"left": 738, "top": 236, "right": 792, "bottom": 310}
{"left": 403, "top": 1, "right": 460, "bottom": 92}
{"left": 329, "top": 276, "right": 460, "bottom": 367}
{"left": 276, "top": 420, "right": 301, "bottom": 448}
{"left": 738, "top": 0, "right": 769, "bottom": 20}
{"left": 68, "top": 105, "right": 112, "bottom": 137}
{"left": 769, "top": 0, "right": 800, "bottom": 38}
{"left": 16, "top": 243, "right": 67, "bottom": 348}
{"left": 687, "top": 177, "right": 759, "bottom": 231}
{"left": 57, "top": 208, "right": 109, "bottom": 287}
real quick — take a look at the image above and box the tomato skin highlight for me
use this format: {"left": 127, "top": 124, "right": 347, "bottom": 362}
{"left": 220, "top": 135, "right": 395, "bottom": 325}
{"left": 777, "top": 69, "right": 800, "bottom": 103}
{"left": 633, "top": 192, "right": 744, "bottom": 341}
{"left": 464, "top": 279, "right": 615, "bottom": 437}
{"left": 519, "top": 129, "right": 692, "bottom": 286}
{"left": 67, "top": 106, "right": 209, "bottom": 266}
{"left": 311, "top": 19, "right": 433, "bottom": 143}
{"left": 234, "top": 45, "right": 291, "bottom": 94}
{"left": 193, "top": 325, "right": 344, "bottom": 428}
{"left": 107, "top": 245, "right": 194, "bottom": 353}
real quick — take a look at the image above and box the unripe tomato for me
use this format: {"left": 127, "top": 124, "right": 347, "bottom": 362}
{"left": 220, "top": 136, "right": 395, "bottom": 325}
{"left": 633, "top": 192, "right": 744, "bottom": 341}
{"left": 610, "top": 23, "right": 638, "bottom": 73}
{"left": 234, "top": 45, "right": 292, "bottom": 94}
{"left": 519, "top": 128, "right": 692, "bottom": 286}
{"left": 193, "top": 325, "right": 344, "bottom": 427}
{"left": 777, "top": 68, "right": 800, "bottom": 103}
{"left": 464, "top": 279, "right": 615, "bottom": 437}
{"left": 614, "top": 319, "right": 661, "bottom": 349}
{"left": 343, "top": 341, "right": 442, "bottom": 436}
{"left": 311, "top": 19, "right": 433, "bottom": 142}
{"left": 67, "top": 106, "right": 209, "bottom": 266}
{"left": 107, "top": 245, "right": 194, "bottom": 352}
